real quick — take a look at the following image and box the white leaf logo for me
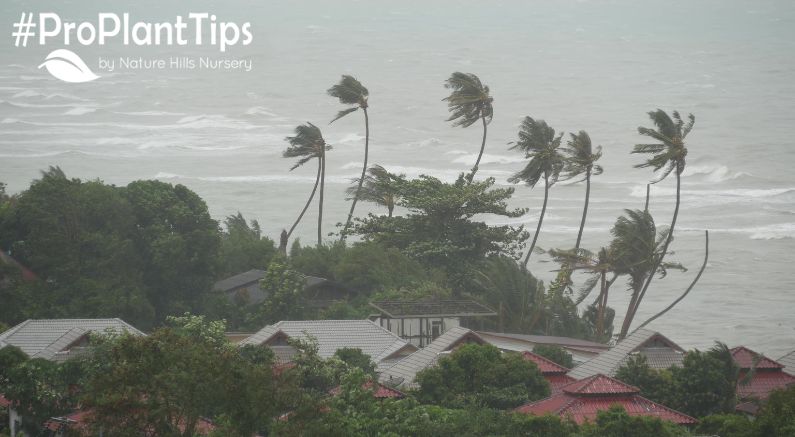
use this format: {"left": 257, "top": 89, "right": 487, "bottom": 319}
{"left": 38, "top": 49, "right": 100, "bottom": 83}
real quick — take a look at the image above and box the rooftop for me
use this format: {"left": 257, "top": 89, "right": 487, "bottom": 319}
{"left": 515, "top": 374, "right": 697, "bottom": 425}
{"left": 213, "top": 269, "right": 266, "bottom": 292}
{"left": 379, "top": 327, "right": 485, "bottom": 389}
{"left": 568, "top": 329, "right": 684, "bottom": 380}
{"left": 370, "top": 300, "right": 497, "bottom": 318}
{"left": 240, "top": 320, "right": 417, "bottom": 365}
{"left": 0, "top": 319, "right": 144, "bottom": 359}
{"left": 477, "top": 331, "right": 608, "bottom": 355}
{"left": 731, "top": 346, "right": 784, "bottom": 370}
{"left": 779, "top": 350, "right": 795, "bottom": 372}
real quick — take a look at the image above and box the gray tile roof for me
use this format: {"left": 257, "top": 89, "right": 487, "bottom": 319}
{"left": 0, "top": 319, "right": 144, "bottom": 359}
{"left": 240, "top": 320, "right": 417, "bottom": 365}
{"left": 477, "top": 331, "right": 609, "bottom": 356}
{"left": 568, "top": 329, "right": 684, "bottom": 380}
{"left": 379, "top": 327, "right": 485, "bottom": 388}
{"left": 370, "top": 300, "right": 497, "bottom": 318}
{"left": 779, "top": 350, "right": 795, "bottom": 372}
{"left": 213, "top": 269, "right": 267, "bottom": 292}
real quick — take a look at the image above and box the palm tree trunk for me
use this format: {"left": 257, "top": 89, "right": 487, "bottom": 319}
{"left": 318, "top": 148, "right": 326, "bottom": 247}
{"left": 636, "top": 230, "right": 708, "bottom": 331}
{"left": 467, "top": 115, "right": 488, "bottom": 182}
{"left": 523, "top": 173, "right": 549, "bottom": 267}
{"left": 619, "top": 167, "right": 682, "bottom": 339}
{"left": 596, "top": 271, "right": 607, "bottom": 338}
{"left": 286, "top": 160, "right": 321, "bottom": 241}
{"left": 575, "top": 169, "right": 592, "bottom": 250}
{"left": 341, "top": 107, "right": 369, "bottom": 241}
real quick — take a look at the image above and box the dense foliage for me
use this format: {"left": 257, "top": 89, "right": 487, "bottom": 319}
{"left": 415, "top": 343, "right": 549, "bottom": 409}
{"left": 615, "top": 343, "right": 739, "bottom": 417}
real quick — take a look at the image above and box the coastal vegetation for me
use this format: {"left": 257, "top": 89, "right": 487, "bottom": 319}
{"left": 0, "top": 71, "right": 739, "bottom": 436}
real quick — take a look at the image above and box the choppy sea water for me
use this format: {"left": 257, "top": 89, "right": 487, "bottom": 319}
{"left": 1, "top": 0, "right": 794, "bottom": 357}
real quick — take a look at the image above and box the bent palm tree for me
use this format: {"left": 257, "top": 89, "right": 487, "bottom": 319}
{"left": 549, "top": 247, "right": 617, "bottom": 339}
{"left": 283, "top": 123, "right": 331, "bottom": 247}
{"left": 345, "top": 164, "right": 405, "bottom": 217}
{"left": 508, "top": 117, "right": 565, "bottom": 267}
{"left": 623, "top": 110, "right": 694, "bottom": 337}
{"left": 329, "top": 75, "right": 369, "bottom": 241}
{"left": 443, "top": 72, "right": 493, "bottom": 182}
{"left": 561, "top": 131, "right": 603, "bottom": 250}
{"left": 610, "top": 209, "right": 685, "bottom": 339}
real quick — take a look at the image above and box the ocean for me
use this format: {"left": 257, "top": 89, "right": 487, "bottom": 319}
{"left": 1, "top": 0, "right": 794, "bottom": 357}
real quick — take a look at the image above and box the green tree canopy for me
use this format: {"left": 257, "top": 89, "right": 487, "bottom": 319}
{"left": 415, "top": 343, "right": 549, "bottom": 409}
{"left": 352, "top": 175, "right": 528, "bottom": 291}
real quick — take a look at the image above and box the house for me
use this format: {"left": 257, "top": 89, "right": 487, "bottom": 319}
{"left": 213, "top": 269, "right": 268, "bottom": 304}
{"left": 731, "top": 346, "right": 795, "bottom": 414}
{"left": 0, "top": 319, "right": 144, "bottom": 361}
{"left": 521, "top": 351, "right": 577, "bottom": 394}
{"left": 778, "top": 350, "right": 795, "bottom": 372}
{"left": 369, "top": 299, "right": 496, "bottom": 347}
{"left": 568, "top": 329, "right": 685, "bottom": 380}
{"left": 477, "top": 331, "right": 609, "bottom": 365}
{"left": 379, "top": 327, "right": 486, "bottom": 389}
{"left": 240, "top": 320, "right": 417, "bottom": 372}
{"left": 214, "top": 270, "right": 350, "bottom": 307}
{"left": 514, "top": 374, "right": 697, "bottom": 425}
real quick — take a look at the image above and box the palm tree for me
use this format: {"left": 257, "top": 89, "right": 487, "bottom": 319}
{"left": 609, "top": 209, "right": 685, "bottom": 339}
{"left": 548, "top": 247, "right": 617, "bottom": 339}
{"left": 625, "top": 109, "right": 695, "bottom": 336}
{"left": 328, "top": 75, "right": 370, "bottom": 241}
{"left": 473, "top": 256, "right": 546, "bottom": 333}
{"left": 345, "top": 164, "right": 405, "bottom": 218}
{"left": 561, "top": 131, "right": 603, "bottom": 250}
{"left": 508, "top": 117, "right": 565, "bottom": 267}
{"left": 443, "top": 72, "right": 494, "bottom": 182}
{"left": 283, "top": 123, "right": 331, "bottom": 247}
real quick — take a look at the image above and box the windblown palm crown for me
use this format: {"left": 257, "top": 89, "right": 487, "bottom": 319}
{"left": 632, "top": 109, "right": 694, "bottom": 182}
{"left": 508, "top": 117, "right": 565, "bottom": 187}
{"left": 562, "top": 131, "right": 603, "bottom": 182}
{"left": 443, "top": 72, "right": 493, "bottom": 127}
{"left": 328, "top": 75, "right": 369, "bottom": 122}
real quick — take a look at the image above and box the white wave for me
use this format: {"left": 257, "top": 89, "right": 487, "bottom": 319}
{"left": 176, "top": 114, "right": 262, "bottom": 130}
{"left": 244, "top": 106, "right": 278, "bottom": 117}
{"left": 116, "top": 110, "right": 186, "bottom": 116}
{"left": 412, "top": 138, "right": 442, "bottom": 147}
{"left": 63, "top": 106, "right": 96, "bottom": 116}
{"left": 682, "top": 164, "right": 752, "bottom": 182}
{"left": 0, "top": 150, "right": 70, "bottom": 158}
{"left": 12, "top": 90, "right": 86, "bottom": 100}
{"left": 379, "top": 164, "right": 513, "bottom": 182}
{"left": 630, "top": 185, "right": 794, "bottom": 199}
{"left": 153, "top": 172, "right": 352, "bottom": 184}
{"left": 336, "top": 133, "right": 365, "bottom": 144}
{"left": 451, "top": 153, "right": 524, "bottom": 165}
{"left": 680, "top": 223, "right": 795, "bottom": 240}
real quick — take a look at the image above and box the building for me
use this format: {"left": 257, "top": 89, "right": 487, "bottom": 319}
{"left": 213, "top": 269, "right": 268, "bottom": 304}
{"left": 514, "top": 374, "right": 697, "bottom": 426}
{"left": 568, "top": 329, "right": 685, "bottom": 380}
{"left": 369, "top": 299, "right": 496, "bottom": 347}
{"left": 777, "top": 350, "right": 795, "bottom": 372}
{"left": 240, "top": 320, "right": 417, "bottom": 372}
{"left": 0, "top": 251, "right": 37, "bottom": 282}
{"left": 477, "top": 331, "right": 609, "bottom": 365}
{"left": 379, "top": 327, "right": 486, "bottom": 389}
{"left": 521, "top": 351, "right": 577, "bottom": 394}
{"left": 213, "top": 270, "right": 350, "bottom": 307}
{"left": 731, "top": 346, "right": 795, "bottom": 414}
{"left": 0, "top": 318, "right": 144, "bottom": 361}
{"left": 0, "top": 319, "right": 144, "bottom": 435}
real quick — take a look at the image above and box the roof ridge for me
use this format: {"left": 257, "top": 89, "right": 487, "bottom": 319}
{"left": 522, "top": 350, "right": 570, "bottom": 372}
{"left": 0, "top": 319, "right": 32, "bottom": 342}
{"left": 634, "top": 394, "right": 697, "bottom": 423}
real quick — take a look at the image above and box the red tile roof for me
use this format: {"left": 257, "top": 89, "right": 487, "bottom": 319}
{"left": 731, "top": 346, "right": 784, "bottom": 370}
{"left": 737, "top": 370, "right": 795, "bottom": 401}
{"left": 546, "top": 373, "right": 579, "bottom": 394}
{"left": 514, "top": 374, "right": 697, "bottom": 425}
{"left": 521, "top": 351, "right": 570, "bottom": 374}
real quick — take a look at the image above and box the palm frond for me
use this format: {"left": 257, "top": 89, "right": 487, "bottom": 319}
{"left": 443, "top": 72, "right": 493, "bottom": 128}
{"left": 327, "top": 75, "right": 369, "bottom": 106}
{"left": 330, "top": 107, "right": 360, "bottom": 124}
